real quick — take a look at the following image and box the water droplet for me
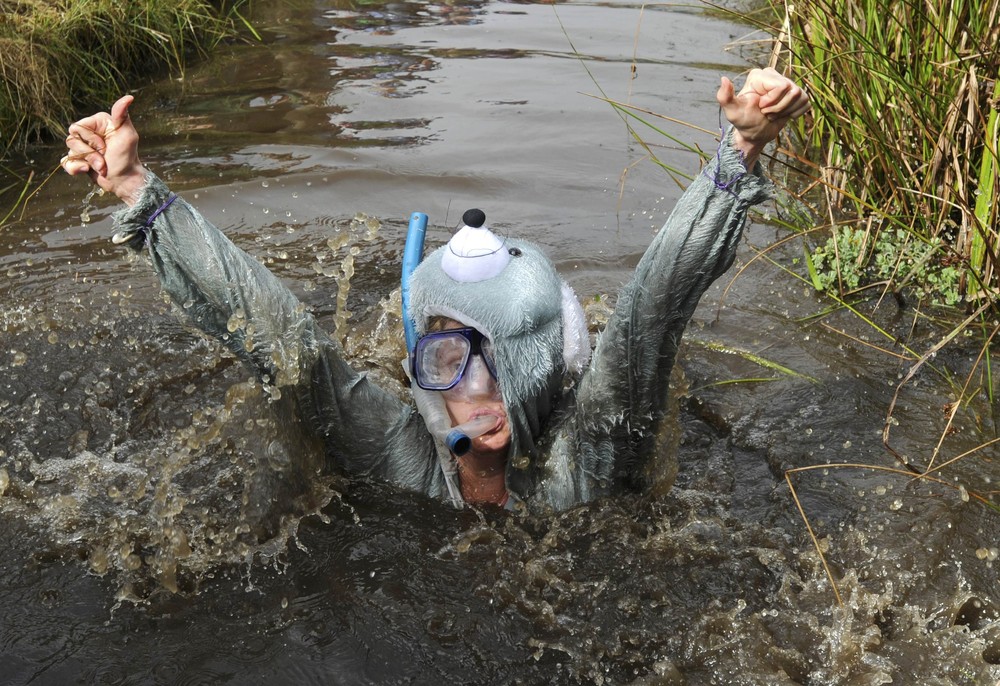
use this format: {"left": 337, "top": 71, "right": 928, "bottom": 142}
{"left": 88, "top": 547, "right": 109, "bottom": 575}
{"left": 267, "top": 440, "right": 289, "bottom": 468}
{"left": 889, "top": 499, "right": 903, "bottom": 511}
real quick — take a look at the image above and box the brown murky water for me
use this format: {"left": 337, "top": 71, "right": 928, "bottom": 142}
{"left": 2, "top": 1, "right": 998, "bottom": 684}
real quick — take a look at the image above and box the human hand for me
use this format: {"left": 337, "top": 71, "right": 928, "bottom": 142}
{"left": 716, "top": 68, "right": 811, "bottom": 167}
{"left": 62, "top": 95, "right": 147, "bottom": 206}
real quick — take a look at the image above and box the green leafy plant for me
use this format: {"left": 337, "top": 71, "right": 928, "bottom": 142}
{"left": 810, "top": 226, "right": 964, "bottom": 306}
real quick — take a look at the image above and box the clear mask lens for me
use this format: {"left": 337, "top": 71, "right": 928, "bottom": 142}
{"left": 441, "top": 352, "right": 500, "bottom": 402}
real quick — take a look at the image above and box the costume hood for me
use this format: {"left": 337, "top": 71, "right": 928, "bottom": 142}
{"left": 407, "top": 209, "right": 589, "bottom": 499}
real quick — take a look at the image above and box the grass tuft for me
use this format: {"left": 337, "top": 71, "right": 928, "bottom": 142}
{"left": 0, "top": 0, "right": 254, "bottom": 227}
{"left": 0, "top": 0, "right": 253, "bottom": 154}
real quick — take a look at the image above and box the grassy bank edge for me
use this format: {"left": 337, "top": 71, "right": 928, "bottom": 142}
{"left": 0, "top": 0, "right": 256, "bottom": 220}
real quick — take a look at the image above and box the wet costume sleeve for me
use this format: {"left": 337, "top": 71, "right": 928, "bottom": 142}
{"left": 537, "top": 132, "right": 772, "bottom": 508}
{"left": 111, "top": 173, "right": 441, "bottom": 493}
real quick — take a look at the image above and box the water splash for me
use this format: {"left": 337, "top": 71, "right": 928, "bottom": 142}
{"left": 0, "top": 297, "right": 338, "bottom": 599}
{"left": 328, "top": 212, "right": 383, "bottom": 347}
{"left": 79, "top": 186, "right": 105, "bottom": 224}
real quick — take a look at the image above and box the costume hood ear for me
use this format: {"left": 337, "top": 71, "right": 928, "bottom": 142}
{"left": 560, "top": 280, "right": 590, "bottom": 375}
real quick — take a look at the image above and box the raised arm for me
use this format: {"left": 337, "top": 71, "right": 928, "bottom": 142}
{"left": 573, "top": 69, "right": 809, "bottom": 491}
{"left": 61, "top": 98, "right": 435, "bottom": 485}
{"left": 63, "top": 96, "right": 338, "bottom": 388}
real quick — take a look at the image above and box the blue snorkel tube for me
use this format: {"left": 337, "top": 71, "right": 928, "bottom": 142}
{"left": 401, "top": 212, "right": 489, "bottom": 459}
{"left": 401, "top": 211, "right": 427, "bottom": 353}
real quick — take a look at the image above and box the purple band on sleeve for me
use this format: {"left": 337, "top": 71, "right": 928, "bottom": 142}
{"left": 702, "top": 114, "right": 747, "bottom": 195}
{"left": 144, "top": 193, "right": 178, "bottom": 228}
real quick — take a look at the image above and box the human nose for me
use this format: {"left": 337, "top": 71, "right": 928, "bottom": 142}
{"left": 449, "top": 354, "right": 499, "bottom": 400}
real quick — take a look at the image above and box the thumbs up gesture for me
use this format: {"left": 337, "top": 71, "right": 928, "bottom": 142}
{"left": 716, "top": 68, "right": 811, "bottom": 167}
{"left": 62, "top": 95, "right": 147, "bottom": 206}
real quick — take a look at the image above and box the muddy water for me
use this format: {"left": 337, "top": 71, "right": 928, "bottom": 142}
{"left": 2, "top": 0, "right": 999, "bottom": 683}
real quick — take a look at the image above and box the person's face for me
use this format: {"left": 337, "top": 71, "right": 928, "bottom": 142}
{"left": 434, "top": 319, "right": 511, "bottom": 456}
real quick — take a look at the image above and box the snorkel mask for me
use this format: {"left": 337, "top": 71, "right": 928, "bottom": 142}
{"left": 411, "top": 326, "right": 498, "bottom": 392}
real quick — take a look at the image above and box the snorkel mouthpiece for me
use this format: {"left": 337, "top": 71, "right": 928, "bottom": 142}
{"left": 443, "top": 415, "right": 497, "bottom": 456}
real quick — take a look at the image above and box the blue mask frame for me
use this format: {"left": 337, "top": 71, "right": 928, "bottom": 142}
{"left": 411, "top": 327, "right": 498, "bottom": 391}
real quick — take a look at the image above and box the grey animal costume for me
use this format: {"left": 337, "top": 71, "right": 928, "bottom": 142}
{"left": 111, "top": 133, "right": 770, "bottom": 511}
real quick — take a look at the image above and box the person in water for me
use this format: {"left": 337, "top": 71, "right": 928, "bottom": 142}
{"left": 61, "top": 68, "right": 810, "bottom": 511}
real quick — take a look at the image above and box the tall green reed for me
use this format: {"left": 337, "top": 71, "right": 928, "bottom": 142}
{"left": 584, "top": 1, "right": 999, "bottom": 599}
{"left": 731, "top": 0, "right": 1000, "bottom": 581}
